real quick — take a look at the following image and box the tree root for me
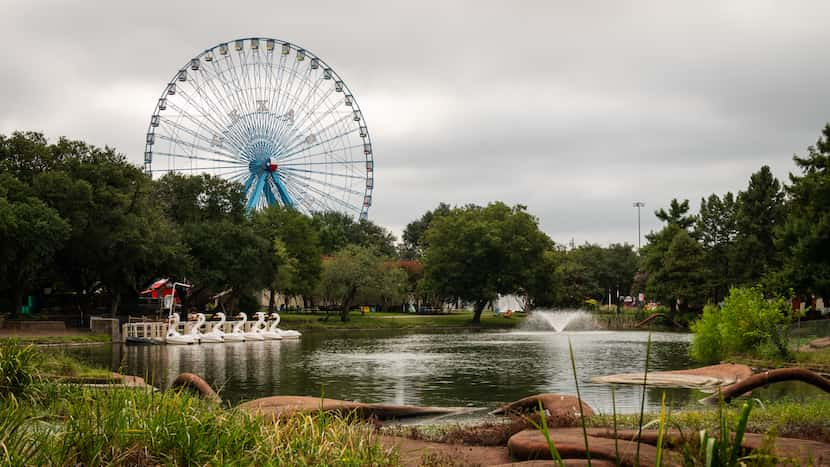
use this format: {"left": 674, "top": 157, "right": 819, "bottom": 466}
{"left": 704, "top": 367, "right": 830, "bottom": 404}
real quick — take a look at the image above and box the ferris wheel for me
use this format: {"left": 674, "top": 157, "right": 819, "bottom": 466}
{"left": 144, "top": 37, "right": 374, "bottom": 219}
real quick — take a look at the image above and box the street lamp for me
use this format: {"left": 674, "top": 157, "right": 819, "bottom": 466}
{"left": 633, "top": 201, "right": 645, "bottom": 252}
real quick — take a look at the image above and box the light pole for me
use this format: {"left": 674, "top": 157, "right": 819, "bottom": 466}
{"left": 633, "top": 201, "right": 645, "bottom": 252}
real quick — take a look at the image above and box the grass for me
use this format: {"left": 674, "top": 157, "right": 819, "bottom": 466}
{"left": 278, "top": 309, "right": 526, "bottom": 330}
{"left": 586, "top": 399, "right": 830, "bottom": 444}
{"left": 0, "top": 333, "right": 111, "bottom": 345}
{"left": 0, "top": 342, "right": 398, "bottom": 466}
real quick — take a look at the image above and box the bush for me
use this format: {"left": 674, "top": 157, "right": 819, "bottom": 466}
{"left": 690, "top": 287, "right": 792, "bottom": 363}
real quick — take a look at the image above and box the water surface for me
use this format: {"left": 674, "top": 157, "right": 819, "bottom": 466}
{"left": 68, "top": 329, "right": 700, "bottom": 413}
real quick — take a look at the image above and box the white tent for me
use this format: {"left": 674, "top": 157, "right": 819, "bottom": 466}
{"left": 493, "top": 294, "right": 526, "bottom": 313}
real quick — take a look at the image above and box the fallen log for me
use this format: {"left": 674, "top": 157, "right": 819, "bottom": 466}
{"left": 704, "top": 367, "right": 830, "bottom": 404}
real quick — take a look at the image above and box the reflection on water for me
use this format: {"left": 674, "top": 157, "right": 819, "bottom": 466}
{"left": 67, "top": 330, "right": 701, "bottom": 412}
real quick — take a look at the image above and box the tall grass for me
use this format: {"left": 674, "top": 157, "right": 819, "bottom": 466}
{"left": 0, "top": 343, "right": 397, "bottom": 466}
{"left": 0, "top": 340, "right": 40, "bottom": 400}
{"left": 1, "top": 385, "right": 397, "bottom": 466}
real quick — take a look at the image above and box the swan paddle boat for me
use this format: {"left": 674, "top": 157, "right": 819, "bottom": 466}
{"left": 240, "top": 312, "right": 265, "bottom": 340}
{"left": 270, "top": 312, "right": 301, "bottom": 339}
{"left": 195, "top": 312, "right": 224, "bottom": 343}
{"left": 258, "top": 312, "right": 283, "bottom": 340}
{"left": 224, "top": 312, "right": 247, "bottom": 342}
{"left": 166, "top": 313, "right": 197, "bottom": 345}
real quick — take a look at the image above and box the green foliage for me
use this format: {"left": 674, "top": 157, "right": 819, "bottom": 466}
{"left": 690, "top": 305, "right": 724, "bottom": 364}
{"left": 421, "top": 202, "right": 552, "bottom": 322}
{"left": 690, "top": 287, "right": 792, "bottom": 363}
{"left": 311, "top": 211, "right": 397, "bottom": 256}
{"left": 695, "top": 192, "right": 738, "bottom": 303}
{"left": 0, "top": 341, "right": 40, "bottom": 399}
{"left": 253, "top": 205, "right": 322, "bottom": 298}
{"left": 400, "top": 202, "right": 451, "bottom": 259}
{"left": 732, "top": 166, "right": 785, "bottom": 287}
{"left": 0, "top": 383, "right": 396, "bottom": 466}
{"left": 551, "top": 243, "right": 638, "bottom": 307}
{"left": 318, "top": 245, "right": 389, "bottom": 321}
{"left": 643, "top": 213, "right": 706, "bottom": 312}
{"left": 777, "top": 124, "right": 830, "bottom": 298}
{"left": 0, "top": 188, "right": 70, "bottom": 314}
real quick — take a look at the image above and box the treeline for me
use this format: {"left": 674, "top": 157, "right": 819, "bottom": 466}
{"left": 2, "top": 124, "right": 829, "bottom": 322}
{"left": 0, "top": 132, "right": 403, "bottom": 319}
{"left": 639, "top": 124, "right": 830, "bottom": 314}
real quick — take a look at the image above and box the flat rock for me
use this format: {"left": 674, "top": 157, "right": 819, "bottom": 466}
{"left": 508, "top": 428, "right": 673, "bottom": 466}
{"left": 590, "top": 428, "right": 830, "bottom": 466}
{"left": 239, "top": 395, "right": 462, "bottom": 421}
{"left": 592, "top": 363, "right": 752, "bottom": 390}
{"left": 491, "top": 394, "right": 595, "bottom": 421}
{"left": 810, "top": 337, "right": 830, "bottom": 349}
{"left": 379, "top": 435, "right": 511, "bottom": 466}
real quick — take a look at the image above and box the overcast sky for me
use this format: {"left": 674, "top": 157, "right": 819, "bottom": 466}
{"left": 2, "top": 1, "right": 829, "bottom": 246}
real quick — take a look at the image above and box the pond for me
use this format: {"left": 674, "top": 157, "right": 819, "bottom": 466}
{"left": 66, "top": 328, "right": 702, "bottom": 414}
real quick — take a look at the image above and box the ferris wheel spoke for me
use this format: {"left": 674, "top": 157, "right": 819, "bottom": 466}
{"left": 148, "top": 164, "right": 244, "bottom": 173}
{"left": 277, "top": 158, "right": 366, "bottom": 167}
{"left": 176, "top": 86, "right": 248, "bottom": 155}
{"left": 280, "top": 166, "right": 366, "bottom": 181}
{"left": 149, "top": 151, "right": 246, "bottom": 167}
{"left": 278, "top": 126, "right": 359, "bottom": 160}
{"left": 281, "top": 172, "right": 362, "bottom": 214}
{"left": 157, "top": 116, "right": 242, "bottom": 161}
{"left": 154, "top": 135, "right": 241, "bottom": 161}
{"left": 171, "top": 88, "right": 237, "bottom": 148}
{"left": 281, "top": 94, "right": 343, "bottom": 146}
{"left": 279, "top": 169, "right": 364, "bottom": 197}
{"left": 274, "top": 143, "right": 364, "bottom": 165}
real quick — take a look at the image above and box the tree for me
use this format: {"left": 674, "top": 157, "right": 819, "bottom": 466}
{"left": 318, "top": 245, "right": 386, "bottom": 321}
{"left": 0, "top": 189, "right": 70, "bottom": 315}
{"left": 252, "top": 205, "right": 323, "bottom": 308}
{"left": 732, "top": 166, "right": 785, "bottom": 287}
{"left": 311, "top": 211, "right": 397, "bottom": 256}
{"left": 1, "top": 132, "right": 188, "bottom": 315}
{"left": 400, "top": 202, "right": 451, "bottom": 259}
{"left": 642, "top": 199, "right": 702, "bottom": 312}
{"left": 695, "top": 192, "right": 738, "bottom": 302}
{"left": 777, "top": 124, "right": 830, "bottom": 298}
{"left": 421, "top": 202, "right": 552, "bottom": 323}
{"left": 183, "top": 219, "right": 271, "bottom": 308}
{"left": 659, "top": 230, "right": 707, "bottom": 312}
{"left": 654, "top": 198, "right": 695, "bottom": 230}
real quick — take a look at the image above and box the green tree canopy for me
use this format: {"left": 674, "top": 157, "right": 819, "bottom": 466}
{"left": 421, "top": 202, "right": 552, "bottom": 322}
{"left": 400, "top": 202, "right": 451, "bottom": 259}
{"left": 732, "top": 165, "right": 785, "bottom": 286}
{"left": 311, "top": 211, "right": 397, "bottom": 256}
{"left": 777, "top": 124, "right": 830, "bottom": 298}
{"left": 252, "top": 205, "right": 323, "bottom": 302}
{"left": 318, "top": 244, "right": 387, "bottom": 321}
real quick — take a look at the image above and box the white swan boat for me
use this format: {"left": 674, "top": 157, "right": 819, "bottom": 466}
{"left": 166, "top": 313, "right": 197, "bottom": 345}
{"left": 224, "top": 312, "right": 246, "bottom": 342}
{"left": 197, "top": 312, "right": 224, "bottom": 343}
{"left": 270, "top": 312, "right": 301, "bottom": 339}
{"left": 241, "top": 312, "right": 265, "bottom": 340}
{"left": 258, "top": 312, "right": 283, "bottom": 340}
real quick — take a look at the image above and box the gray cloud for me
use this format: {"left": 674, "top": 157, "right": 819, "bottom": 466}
{"left": 2, "top": 0, "right": 828, "bottom": 246}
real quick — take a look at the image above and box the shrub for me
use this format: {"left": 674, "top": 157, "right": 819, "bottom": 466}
{"left": 690, "top": 287, "right": 792, "bottom": 363}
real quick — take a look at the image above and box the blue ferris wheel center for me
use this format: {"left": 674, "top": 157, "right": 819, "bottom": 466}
{"left": 143, "top": 37, "right": 374, "bottom": 219}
